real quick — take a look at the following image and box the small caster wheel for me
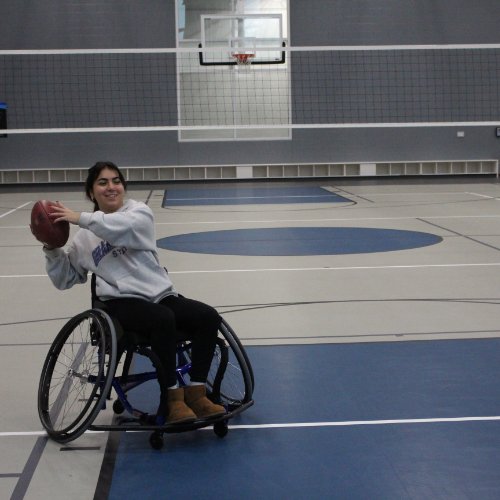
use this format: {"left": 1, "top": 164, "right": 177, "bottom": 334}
{"left": 214, "top": 421, "right": 228, "bottom": 438}
{"left": 149, "top": 431, "right": 164, "bottom": 450}
{"left": 112, "top": 399, "right": 125, "bottom": 415}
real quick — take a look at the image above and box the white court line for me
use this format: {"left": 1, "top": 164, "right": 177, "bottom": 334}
{"left": 3, "top": 415, "right": 500, "bottom": 437}
{"left": 2, "top": 214, "right": 500, "bottom": 230}
{"left": 0, "top": 201, "right": 32, "bottom": 219}
{"left": 154, "top": 214, "right": 500, "bottom": 226}
{"left": 352, "top": 192, "right": 485, "bottom": 196}
{"left": 467, "top": 192, "right": 500, "bottom": 200}
{"left": 228, "top": 415, "right": 500, "bottom": 429}
{"left": 0, "top": 431, "right": 47, "bottom": 437}
{"left": 3, "top": 262, "right": 500, "bottom": 279}
{"left": 0, "top": 430, "right": 105, "bottom": 438}
{"left": 169, "top": 263, "right": 500, "bottom": 275}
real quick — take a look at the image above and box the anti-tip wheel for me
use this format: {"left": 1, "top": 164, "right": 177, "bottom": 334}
{"left": 213, "top": 420, "right": 228, "bottom": 438}
{"left": 149, "top": 431, "right": 164, "bottom": 450}
{"left": 112, "top": 399, "right": 125, "bottom": 415}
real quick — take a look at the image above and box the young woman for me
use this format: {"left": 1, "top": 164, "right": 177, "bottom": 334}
{"left": 41, "top": 161, "right": 225, "bottom": 424}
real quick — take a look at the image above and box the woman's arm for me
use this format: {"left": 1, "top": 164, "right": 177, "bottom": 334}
{"left": 51, "top": 200, "right": 155, "bottom": 250}
{"left": 43, "top": 244, "right": 89, "bottom": 290}
{"left": 78, "top": 202, "right": 156, "bottom": 250}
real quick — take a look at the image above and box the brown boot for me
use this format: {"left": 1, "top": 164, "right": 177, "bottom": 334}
{"left": 166, "top": 387, "right": 196, "bottom": 424}
{"left": 184, "top": 384, "right": 226, "bottom": 419}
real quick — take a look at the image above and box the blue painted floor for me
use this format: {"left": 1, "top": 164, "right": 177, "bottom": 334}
{"left": 159, "top": 186, "right": 442, "bottom": 255}
{"left": 107, "top": 339, "right": 500, "bottom": 499}
{"left": 157, "top": 227, "right": 442, "bottom": 256}
{"left": 109, "top": 423, "right": 500, "bottom": 499}
{"left": 162, "top": 186, "right": 350, "bottom": 206}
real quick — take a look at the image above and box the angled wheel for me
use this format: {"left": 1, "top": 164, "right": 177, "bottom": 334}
{"left": 206, "top": 319, "right": 254, "bottom": 410}
{"left": 221, "top": 318, "right": 254, "bottom": 391}
{"left": 38, "top": 309, "right": 117, "bottom": 443}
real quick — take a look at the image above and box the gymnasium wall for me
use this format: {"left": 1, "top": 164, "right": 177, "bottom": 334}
{"left": 0, "top": 1, "right": 499, "bottom": 175}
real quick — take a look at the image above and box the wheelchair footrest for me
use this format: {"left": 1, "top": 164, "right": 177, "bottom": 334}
{"left": 89, "top": 399, "right": 254, "bottom": 434}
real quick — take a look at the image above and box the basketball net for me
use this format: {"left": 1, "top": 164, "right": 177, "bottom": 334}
{"left": 232, "top": 53, "right": 255, "bottom": 67}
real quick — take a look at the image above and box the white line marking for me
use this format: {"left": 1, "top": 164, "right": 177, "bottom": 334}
{"left": 2, "top": 213, "right": 500, "bottom": 229}
{"left": 0, "top": 274, "right": 48, "bottom": 278}
{"left": 0, "top": 430, "right": 105, "bottom": 438}
{"left": 353, "top": 192, "right": 480, "bottom": 196}
{"left": 0, "top": 201, "right": 32, "bottom": 219}
{"left": 154, "top": 214, "right": 500, "bottom": 226}
{"left": 467, "top": 192, "right": 500, "bottom": 200}
{"left": 3, "top": 262, "right": 500, "bottom": 279}
{"left": 0, "top": 431, "right": 46, "bottom": 437}
{"left": 168, "top": 263, "right": 500, "bottom": 275}
{"left": 227, "top": 415, "right": 500, "bottom": 430}
{"left": 3, "top": 415, "right": 500, "bottom": 437}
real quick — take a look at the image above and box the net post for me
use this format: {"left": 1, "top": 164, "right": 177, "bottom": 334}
{"left": 0, "top": 102, "right": 7, "bottom": 138}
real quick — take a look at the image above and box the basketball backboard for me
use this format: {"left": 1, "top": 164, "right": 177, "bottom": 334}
{"left": 199, "top": 14, "right": 286, "bottom": 65}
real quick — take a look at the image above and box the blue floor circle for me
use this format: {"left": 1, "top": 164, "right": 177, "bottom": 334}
{"left": 157, "top": 227, "right": 442, "bottom": 256}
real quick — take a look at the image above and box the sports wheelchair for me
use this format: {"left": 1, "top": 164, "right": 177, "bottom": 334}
{"left": 37, "top": 283, "right": 254, "bottom": 450}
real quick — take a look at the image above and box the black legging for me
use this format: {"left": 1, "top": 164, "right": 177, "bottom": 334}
{"left": 104, "top": 295, "right": 221, "bottom": 387}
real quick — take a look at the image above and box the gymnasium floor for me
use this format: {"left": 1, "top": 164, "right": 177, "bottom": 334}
{"left": 2, "top": 177, "right": 500, "bottom": 499}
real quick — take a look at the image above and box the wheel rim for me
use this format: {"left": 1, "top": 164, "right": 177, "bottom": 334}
{"left": 38, "top": 312, "right": 110, "bottom": 437}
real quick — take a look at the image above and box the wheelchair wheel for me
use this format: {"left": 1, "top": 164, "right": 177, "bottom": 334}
{"left": 221, "top": 318, "right": 254, "bottom": 391}
{"left": 206, "top": 319, "right": 254, "bottom": 409}
{"left": 38, "top": 309, "right": 117, "bottom": 443}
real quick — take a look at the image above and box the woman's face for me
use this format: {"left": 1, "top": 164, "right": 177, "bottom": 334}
{"left": 91, "top": 167, "right": 125, "bottom": 213}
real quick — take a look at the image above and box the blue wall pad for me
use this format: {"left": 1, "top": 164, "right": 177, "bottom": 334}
{"left": 157, "top": 227, "right": 442, "bottom": 256}
{"left": 162, "top": 186, "right": 350, "bottom": 206}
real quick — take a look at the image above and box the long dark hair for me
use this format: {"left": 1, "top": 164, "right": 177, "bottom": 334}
{"left": 85, "top": 161, "right": 127, "bottom": 212}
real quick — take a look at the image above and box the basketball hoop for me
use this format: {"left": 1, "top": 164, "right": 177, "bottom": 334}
{"left": 232, "top": 53, "right": 255, "bottom": 66}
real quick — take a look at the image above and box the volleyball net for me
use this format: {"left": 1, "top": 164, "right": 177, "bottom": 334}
{"left": 1, "top": 44, "right": 500, "bottom": 138}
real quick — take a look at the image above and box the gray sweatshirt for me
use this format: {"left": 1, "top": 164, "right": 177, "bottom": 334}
{"left": 44, "top": 199, "right": 176, "bottom": 302}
